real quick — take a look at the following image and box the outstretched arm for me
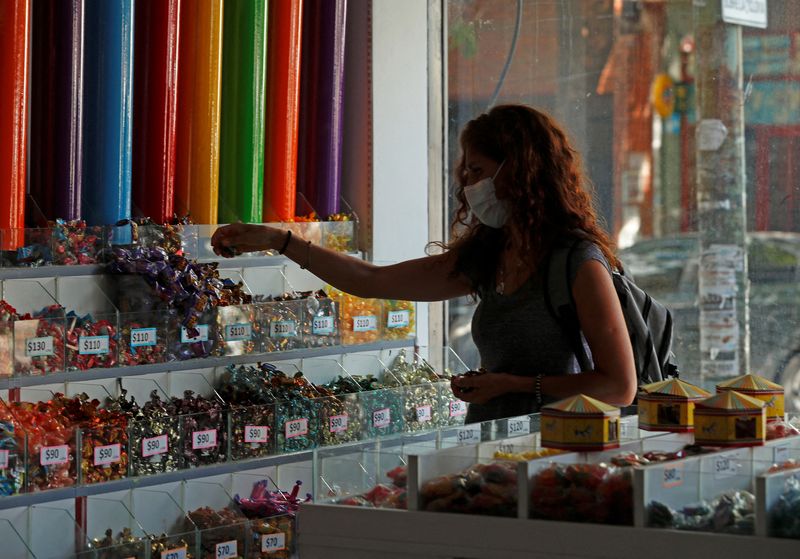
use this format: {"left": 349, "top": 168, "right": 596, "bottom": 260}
{"left": 211, "top": 223, "right": 472, "bottom": 302}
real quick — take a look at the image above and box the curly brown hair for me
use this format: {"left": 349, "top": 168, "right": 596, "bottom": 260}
{"left": 447, "top": 104, "right": 620, "bottom": 292}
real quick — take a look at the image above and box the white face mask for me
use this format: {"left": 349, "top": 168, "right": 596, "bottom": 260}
{"left": 463, "top": 160, "right": 509, "bottom": 228}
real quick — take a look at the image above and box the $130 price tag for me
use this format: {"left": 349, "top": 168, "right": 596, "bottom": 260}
{"left": 215, "top": 540, "right": 237, "bottom": 559}
{"left": 352, "top": 315, "right": 377, "bottom": 332}
{"left": 312, "top": 315, "right": 335, "bottom": 335}
{"left": 130, "top": 328, "right": 157, "bottom": 347}
{"left": 40, "top": 445, "right": 69, "bottom": 466}
{"left": 329, "top": 414, "right": 348, "bottom": 433}
{"left": 79, "top": 335, "right": 109, "bottom": 355}
{"left": 285, "top": 418, "right": 308, "bottom": 438}
{"left": 372, "top": 408, "right": 391, "bottom": 429}
{"left": 25, "top": 336, "right": 53, "bottom": 357}
{"left": 456, "top": 426, "right": 480, "bottom": 445}
{"left": 261, "top": 533, "right": 286, "bottom": 553}
{"left": 142, "top": 434, "right": 168, "bottom": 457}
{"left": 161, "top": 547, "right": 187, "bottom": 559}
{"left": 94, "top": 443, "right": 121, "bottom": 466}
{"left": 192, "top": 429, "right": 217, "bottom": 450}
{"left": 245, "top": 425, "right": 269, "bottom": 444}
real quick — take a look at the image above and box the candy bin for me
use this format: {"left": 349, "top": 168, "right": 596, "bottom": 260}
{"left": 79, "top": 408, "right": 130, "bottom": 485}
{"left": 343, "top": 353, "right": 405, "bottom": 438}
{"left": 28, "top": 504, "right": 88, "bottom": 559}
{"left": 638, "top": 378, "right": 711, "bottom": 432}
{"left": 50, "top": 220, "right": 108, "bottom": 265}
{"left": 694, "top": 390, "right": 767, "bottom": 447}
{"left": 175, "top": 392, "right": 227, "bottom": 468}
{"left": 382, "top": 300, "right": 415, "bottom": 341}
{"left": 216, "top": 271, "right": 263, "bottom": 357}
{"left": 217, "top": 364, "right": 278, "bottom": 460}
{"left": 305, "top": 358, "right": 363, "bottom": 446}
{"left": 322, "top": 214, "right": 356, "bottom": 253}
{"left": 184, "top": 481, "right": 249, "bottom": 559}
{"left": 302, "top": 291, "right": 340, "bottom": 348}
{"left": 261, "top": 299, "right": 305, "bottom": 352}
{"left": 132, "top": 488, "right": 198, "bottom": 558}
{"left": 384, "top": 349, "right": 448, "bottom": 432}
{"left": 1, "top": 279, "right": 67, "bottom": 376}
{"left": 541, "top": 394, "right": 621, "bottom": 451}
{"left": 76, "top": 496, "right": 149, "bottom": 559}
{"left": 763, "top": 462, "right": 800, "bottom": 538}
{"left": 429, "top": 346, "right": 471, "bottom": 428}
{"left": 0, "top": 400, "right": 27, "bottom": 495}
{"left": 716, "top": 373, "right": 785, "bottom": 423}
{"left": 327, "top": 287, "right": 382, "bottom": 345}
{"left": 271, "top": 368, "right": 323, "bottom": 453}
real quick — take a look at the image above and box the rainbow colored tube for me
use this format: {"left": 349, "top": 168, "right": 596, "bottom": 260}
{"left": 297, "top": 0, "right": 347, "bottom": 218}
{"left": 29, "top": 0, "right": 84, "bottom": 223}
{"left": 263, "top": 0, "right": 303, "bottom": 222}
{"left": 81, "top": 0, "right": 134, "bottom": 227}
{"left": 175, "top": 0, "right": 223, "bottom": 224}
{"left": 0, "top": 0, "right": 30, "bottom": 248}
{"left": 218, "top": 0, "right": 267, "bottom": 224}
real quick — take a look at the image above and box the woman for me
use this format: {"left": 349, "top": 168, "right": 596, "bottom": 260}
{"left": 211, "top": 104, "right": 636, "bottom": 422}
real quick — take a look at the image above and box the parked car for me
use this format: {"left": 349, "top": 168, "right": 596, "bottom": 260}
{"left": 619, "top": 232, "right": 800, "bottom": 410}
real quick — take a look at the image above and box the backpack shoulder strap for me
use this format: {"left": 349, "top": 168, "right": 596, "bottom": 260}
{"left": 543, "top": 239, "right": 593, "bottom": 372}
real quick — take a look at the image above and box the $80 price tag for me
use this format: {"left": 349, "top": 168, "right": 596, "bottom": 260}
{"left": 94, "top": 443, "right": 121, "bottom": 466}
{"left": 25, "top": 336, "right": 54, "bottom": 357}
{"left": 261, "top": 533, "right": 286, "bottom": 553}
{"left": 245, "top": 425, "right": 269, "bottom": 444}
{"left": 142, "top": 434, "right": 168, "bottom": 457}
{"left": 285, "top": 418, "right": 309, "bottom": 438}
{"left": 192, "top": 429, "right": 217, "bottom": 450}
{"left": 130, "top": 328, "right": 157, "bottom": 347}
{"left": 215, "top": 540, "right": 237, "bottom": 559}
{"left": 79, "top": 335, "right": 109, "bottom": 355}
{"left": 40, "top": 445, "right": 69, "bottom": 466}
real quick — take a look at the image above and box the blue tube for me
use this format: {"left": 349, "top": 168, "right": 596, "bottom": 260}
{"left": 81, "top": 0, "right": 134, "bottom": 229}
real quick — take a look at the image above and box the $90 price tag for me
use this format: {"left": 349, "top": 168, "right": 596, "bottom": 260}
{"left": 329, "top": 414, "right": 348, "bottom": 433}
{"left": 215, "top": 540, "right": 237, "bottom": 559}
{"left": 663, "top": 464, "right": 684, "bottom": 488}
{"left": 372, "top": 408, "right": 391, "bottom": 429}
{"left": 312, "top": 315, "right": 335, "bottom": 335}
{"left": 449, "top": 400, "right": 467, "bottom": 418}
{"left": 40, "top": 445, "right": 69, "bottom": 466}
{"left": 285, "top": 418, "right": 308, "bottom": 438}
{"left": 142, "top": 434, "right": 168, "bottom": 457}
{"left": 261, "top": 533, "right": 286, "bottom": 553}
{"left": 245, "top": 425, "right": 269, "bottom": 444}
{"left": 456, "top": 425, "right": 480, "bottom": 445}
{"left": 416, "top": 405, "right": 432, "bottom": 423}
{"left": 161, "top": 547, "right": 187, "bottom": 559}
{"left": 352, "top": 315, "right": 377, "bottom": 332}
{"left": 79, "top": 335, "right": 109, "bottom": 355}
{"left": 94, "top": 443, "right": 121, "bottom": 466}
{"left": 25, "top": 336, "right": 54, "bottom": 357}
{"left": 130, "top": 328, "right": 157, "bottom": 347}
{"left": 192, "top": 429, "right": 217, "bottom": 450}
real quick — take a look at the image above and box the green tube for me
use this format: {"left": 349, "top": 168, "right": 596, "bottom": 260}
{"left": 218, "top": 0, "right": 268, "bottom": 223}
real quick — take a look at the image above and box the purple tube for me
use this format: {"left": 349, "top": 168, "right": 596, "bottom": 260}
{"left": 297, "top": 0, "right": 347, "bottom": 218}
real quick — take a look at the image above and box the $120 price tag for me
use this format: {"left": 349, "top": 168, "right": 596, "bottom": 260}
{"left": 79, "top": 335, "right": 109, "bottom": 355}
{"left": 353, "top": 315, "right": 377, "bottom": 332}
{"left": 456, "top": 426, "right": 480, "bottom": 445}
{"left": 41, "top": 445, "right": 69, "bottom": 466}
{"left": 261, "top": 533, "right": 286, "bottom": 553}
{"left": 215, "top": 540, "right": 237, "bottom": 559}
{"left": 245, "top": 425, "right": 269, "bottom": 444}
{"left": 192, "top": 429, "right": 217, "bottom": 450}
{"left": 94, "top": 443, "right": 121, "bottom": 466}
{"left": 25, "top": 336, "right": 53, "bottom": 357}
{"left": 161, "top": 547, "right": 187, "bottom": 559}
{"left": 312, "top": 315, "right": 335, "bottom": 335}
{"left": 142, "top": 434, "right": 168, "bottom": 457}
{"left": 329, "top": 414, "right": 348, "bottom": 433}
{"left": 130, "top": 328, "right": 157, "bottom": 347}
{"left": 507, "top": 416, "right": 530, "bottom": 436}
{"left": 285, "top": 418, "right": 308, "bottom": 439}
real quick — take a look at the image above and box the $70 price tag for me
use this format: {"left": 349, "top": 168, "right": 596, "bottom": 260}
{"left": 261, "top": 533, "right": 286, "bottom": 553}
{"left": 215, "top": 540, "right": 237, "bottom": 559}
{"left": 161, "top": 547, "right": 187, "bottom": 559}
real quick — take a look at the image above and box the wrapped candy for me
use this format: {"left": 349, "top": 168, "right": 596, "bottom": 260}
{"left": 384, "top": 350, "right": 449, "bottom": 432}
{"left": 249, "top": 515, "right": 294, "bottom": 559}
{"left": 420, "top": 461, "right": 518, "bottom": 517}
{"left": 218, "top": 364, "right": 278, "bottom": 460}
{"left": 64, "top": 312, "right": 118, "bottom": 371}
{"left": 355, "top": 375, "right": 405, "bottom": 439}
{"left": 338, "top": 466, "right": 407, "bottom": 510}
{"left": 315, "top": 385, "right": 362, "bottom": 447}
{"left": 235, "top": 479, "right": 311, "bottom": 519}
{"left": 327, "top": 287, "right": 381, "bottom": 345}
{"left": 648, "top": 490, "right": 755, "bottom": 534}
{"left": 51, "top": 220, "right": 107, "bottom": 265}
{"left": 88, "top": 527, "right": 147, "bottom": 559}
{"left": 769, "top": 475, "right": 800, "bottom": 538}
{"left": 172, "top": 390, "right": 226, "bottom": 467}
{"left": 0, "top": 410, "right": 24, "bottom": 495}
{"left": 188, "top": 506, "right": 247, "bottom": 559}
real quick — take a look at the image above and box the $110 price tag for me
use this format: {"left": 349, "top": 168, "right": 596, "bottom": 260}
{"left": 142, "top": 434, "right": 168, "bottom": 457}
{"left": 285, "top": 418, "right": 308, "bottom": 438}
{"left": 215, "top": 540, "right": 237, "bottom": 559}
{"left": 94, "top": 443, "right": 121, "bottom": 466}
{"left": 224, "top": 323, "right": 252, "bottom": 341}
{"left": 261, "top": 533, "right": 286, "bottom": 553}
{"left": 79, "top": 335, "right": 109, "bottom": 355}
{"left": 25, "top": 336, "right": 54, "bottom": 357}
{"left": 245, "top": 425, "right": 269, "bottom": 444}
{"left": 270, "top": 320, "right": 297, "bottom": 338}
{"left": 352, "top": 315, "right": 377, "bottom": 332}
{"left": 312, "top": 315, "right": 335, "bottom": 335}
{"left": 41, "top": 445, "right": 69, "bottom": 466}
{"left": 386, "top": 310, "right": 410, "bottom": 329}
{"left": 130, "top": 328, "right": 157, "bottom": 347}
{"left": 329, "top": 414, "right": 348, "bottom": 433}
{"left": 192, "top": 429, "right": 217, "bottom": 450}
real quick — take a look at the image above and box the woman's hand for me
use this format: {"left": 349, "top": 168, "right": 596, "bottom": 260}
{"left": 451, "top": 372, "right": 514, "bottom": 404}
{"left": 211, "top": 223, "right": 285, "bottom": 257}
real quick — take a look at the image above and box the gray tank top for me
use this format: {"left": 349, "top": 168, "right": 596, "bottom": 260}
{"left": 466, "top": 240, "right": 610, "bottom": 423}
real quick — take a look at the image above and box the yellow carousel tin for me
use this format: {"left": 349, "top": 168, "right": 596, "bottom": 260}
{"left": 694, "top": 390, "right": 766, "bottom": 447}
{"left": 638, "top": 378, "right": 711, "bottom": 432}
{"left": 541, "top": 394, "right": 621, "bottom": 451}
{"left": 716, "top": 374, "right": 785, "bottom": 422}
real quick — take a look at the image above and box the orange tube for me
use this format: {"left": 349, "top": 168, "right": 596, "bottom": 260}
{"left": 175, "top": 0, "right": 223, "bottom": 224}
{"left": 0, "top": 0, "right": 30, "bottom": 249}
{"left": 263, "top": 0, "right": 303, "bottom": 222}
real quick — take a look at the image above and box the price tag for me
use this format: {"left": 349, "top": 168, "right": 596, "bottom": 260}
{"left": 507, "top": 416, "right": 530, "bottom": 436}
{"left": 25, "top": 336, "right": 54, "bottom": 357}
{"left": 130, "top": 327, "right": 157, "bottom": 347}
{"left": 352, "top": 315, "right": 377, "bottom": 332}
{"left": 285, "top": 418, "right": 308, "bottom": 439}
{"left": 372, "top": 408, "right": 391, "bottom": 429}
{"left": 662, "top": 464, "right": 684, "bottom": 488}
{"left": 40, "top": 445, "right": 69, "bottom": 466}
{"left": 312, "top": 315, "right": 335, "bottom": 335}
{"left": 192, "top": 429, "right": 217, "bottom": 450}
{"left": 93, "top": 443, "right": 121, "bottom": 466}
{"left": 79, "top": 335, "right": 109, "bottom": 355}
{"left": 416, "top": 405, "right": 432, "bottom": 423}
{"left": 142, "top": 434, "right": 168, "bottom": 457}
{"left": 449, "top": 400, "right": 467, "bottom": 418}
{"left": 261, "top": 533, "right": 286, "bottom": 553}
{"left": 161, "top": 547, "right": 187, "bottom": 559}
{"left": 329, "top": 414, "right": 348, "bottom": 433}
{"left": 245, "top": 425, "right": 269, "bottom": 444}
{"left": 269, "top": 320, "right": 297, "bottom": 338}
{"left": 774, "top": 445, "right": 789, "bottom": 464}
{"left": 714, "top": 455, "right": 738, "bottom": 479}
{"left": 181, "top": 324, "right": 209, "bottom": 343}
{"left": 215, "top": 540, "right": 237, "bottom": 559}
{"left": 456, "top": 425, "right": 480, "bottom": 445}
{"left": 387, "top": 310, "right": 410, "bottom": 328}
{"left": 224, "top": 322, "right": 252, "bottom": 341}
{"left": 0, "top": 449, "right": 9, "bottom": 468}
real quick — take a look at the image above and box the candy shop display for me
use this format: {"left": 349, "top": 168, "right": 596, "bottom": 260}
{"left": 541, "top": 394, "right": 621, "bottom": 451}
{"left": 530, "top": 462, "right": 633, "bottom": 525}
{"left": 767, "top": 419, "right": 800, "bottom": 441}
{"left": 337, "top": 465, "right": 407, "bottom": 509}
{"left": 235, "top": 480, "right": 308, "bottom": 559}
{"left": 322, "top": 213, "right": 355, "bottom": 253}
{"left": 0, "top": 300, "right": 66, "bottom": 377}
{"left": 64, "top": 311, "right": 119, "bottom": 371}
{"left": 314, "top": 386, "right": 362, "bottom": 447}
{"left": 768, "top": 475, "right": 800, "bottom": 539}
{"left": 217, "top": 300, "right": 263, "bottom": 357}
{"left": 217, "top": 364, "right": 278, "bottom": 460}
{"left": 716, "top": 374, "right": 785, "bottom": 422}
{"left": 5, "top": 221, "right": 108, "bottom": 267}
{"left": 382, "top": 299, "right": 415, "bottom": 340}
{"left": 327, "top": 287, "right": 382, "bottom": 345}
{"left": 258, "top": 289, "right": 340, "bottom": 349}
{"left": 383, "top": 350, "right": 447, "bottom": 432}
{"left": 647, "top": 490, "right": 756, "bottom": 534}
{"left": 694, "top": 390, "right": 767, "bottom": 447}
{"left": 173, "top": 391, "right": 227, "bottom": 467}
{"left": 420, "top": 461, "right": 518, "bottom": 517}
{"left": 85, "top": 527, "right": 147, "bottom": 559}
{"left": 188, "top": 505, "right": 248, "bottom": 559}
{"left": 357, "top": 377, "right": 405, "bottom": 439}
{"left": 638, "top": 378, "right": 711, "bottom": 432}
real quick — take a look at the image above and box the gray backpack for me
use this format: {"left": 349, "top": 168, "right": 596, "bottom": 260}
{"left": 543, "top": 239, "right": 680, "bottom": 386}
